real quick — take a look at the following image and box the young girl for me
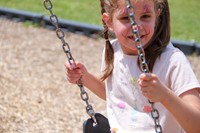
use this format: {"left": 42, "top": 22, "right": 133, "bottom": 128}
{"left": 65, "top": 0, "right": 200, "bottom": 132}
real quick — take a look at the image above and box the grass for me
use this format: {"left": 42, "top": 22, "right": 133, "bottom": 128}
{"left": 0, "top": 0, "right": 101, "bottom": 24}
{"left": 0, "top": 0, "right": 200, "bottom": 43}
{"left": 169, "top": 0, "right": 200, "bottom": 43}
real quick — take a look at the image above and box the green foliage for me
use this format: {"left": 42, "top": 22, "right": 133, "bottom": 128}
{"left": 169, "top": 0, "right": 200, "bottom": 43}
{"left": 23, "top": 21, "right": 39, "bottom": 28}
{"left": 0, "top": 0, "right": 101, "bottom": 25}
{"left": 0, "top": 0, "right": 199, "bottom": 43}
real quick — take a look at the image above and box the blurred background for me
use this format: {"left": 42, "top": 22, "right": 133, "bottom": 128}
{"left": 0, "top": 0, "right": 200, "bottom": 133}
{"left": 0, "top": 0, "right": 200, "bottom": 43}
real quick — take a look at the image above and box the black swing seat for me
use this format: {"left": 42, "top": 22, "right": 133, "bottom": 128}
{"left": 83, "top": 113, "right": 111, "bottom": 133}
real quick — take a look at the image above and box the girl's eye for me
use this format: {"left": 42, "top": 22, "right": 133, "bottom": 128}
{"left": 120, "top": 16, "right": 129, "bottom": 20}
{"left": 141, "top": 15, "right": 151, "bottom": 19}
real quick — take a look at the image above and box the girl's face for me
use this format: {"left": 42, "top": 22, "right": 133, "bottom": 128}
{"left": 103, "top": 0, "right": 159, "bottom": 55}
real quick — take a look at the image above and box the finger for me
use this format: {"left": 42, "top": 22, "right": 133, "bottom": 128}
{"left": 66, "top": 77, "right": 78, "bottom": 84}
{"left": 65, "top": 62, "right": 74, "bottom": 70}
{"left": 66, "top": 72, "right": 82, "bottom": 82}
{"left": 65, "top": 61, "right": 78, "bottom": 70}
{"left": 67, "top": 67, "right": 82, "bottom": 74}
{"left": 141, "top": 91, "right": 150, "bottom": 99}
{"left": 75, "top": 62, "right": 83, "bottom": 68}
{"left": 139, "top": 73, "right": 155, "bottom": 81}
{"left": 66, "top": 72, "right": 82, "bottom": 83}
{"left": 137, "top": 79, "right": 149, "bottom": 87}
{"left": 67, "top": 71, "right": 82, "bottom": 78}
{"left": 142, "top": 91, "right": 149, "bottom": 97}
{"left": 66, "top": 67, "right": 82, "bottom": 76}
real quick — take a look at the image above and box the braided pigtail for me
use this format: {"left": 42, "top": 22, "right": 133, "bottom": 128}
{"left": 100, "top": 0, "right": 114, "bottom": 81}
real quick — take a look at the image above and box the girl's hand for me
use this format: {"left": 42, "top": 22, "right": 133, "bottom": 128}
{"left": 65, "top": 61, "right": 88, "bottom": 84}
{"left": 137, "top": 73, "right": 170, "bottom": 103}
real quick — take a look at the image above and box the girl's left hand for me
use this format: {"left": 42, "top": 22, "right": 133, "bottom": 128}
{"left": 137, "top": 73, "right": 170, "bottom": 103}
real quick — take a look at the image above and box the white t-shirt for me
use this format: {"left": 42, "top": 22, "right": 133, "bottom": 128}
{"left": 101, "top": 39, "right": 200, "bottom": 133}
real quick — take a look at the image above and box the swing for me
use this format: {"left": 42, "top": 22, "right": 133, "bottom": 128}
{"left": 43, "top": 0, "right": 162, "bottom": 133}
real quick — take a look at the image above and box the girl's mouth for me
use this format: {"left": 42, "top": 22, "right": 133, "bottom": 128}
{"left": 128, "top": 35, "right": 145, "bottom": 41}
{"left": 128, "top": 30, "right": 150, "bottom": 41}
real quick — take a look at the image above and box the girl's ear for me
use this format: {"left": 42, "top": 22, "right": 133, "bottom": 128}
{"left": 102, "top": 13, "right": 114, "bottom": 31}
{"left": 157, "top": 8, "right": 161, "bottom": 17}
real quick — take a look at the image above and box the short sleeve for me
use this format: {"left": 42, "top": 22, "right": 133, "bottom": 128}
{"left": 168, "top": 52, "right": 200, "bottom": 96}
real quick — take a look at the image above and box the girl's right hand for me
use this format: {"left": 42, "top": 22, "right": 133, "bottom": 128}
{"left": 65, "top": 61, "right": 88, "bottom": 84}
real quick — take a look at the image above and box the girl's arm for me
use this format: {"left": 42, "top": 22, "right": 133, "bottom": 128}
{"left": 161, "top": 88, "right": 200, "bottom": 133}
{"left": 82, "top": 72, "right": 106, "bottom": 100}
{"left": 65, "top": 61, "right": 106, "bottom": 100}
{"left": 138, "top": 73, "right": 200, "bottom": 133}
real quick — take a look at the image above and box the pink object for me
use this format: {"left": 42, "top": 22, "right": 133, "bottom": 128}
{"left": 144, "top": 4, "right": 150, "bottom": 13}
{"left": 117, "top": 102, "right": 126, "bottom": 109}
{"left": 143, "top": 105, "right": 152, "bottom": 113}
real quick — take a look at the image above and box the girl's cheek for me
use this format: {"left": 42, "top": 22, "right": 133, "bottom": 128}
{"left": 121, "top": 23, "right": 131, "bottom": 30}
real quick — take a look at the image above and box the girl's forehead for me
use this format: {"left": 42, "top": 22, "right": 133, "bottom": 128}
{"left": 117, "top": 0, "right": 154, "bottom": 13}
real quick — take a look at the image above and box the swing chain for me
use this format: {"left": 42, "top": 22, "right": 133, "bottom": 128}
{"left": 126, "top": 0, "right": 162, "bottom": 133}
{"left": 43, "top": 0, "right": 97, "bottom": 124}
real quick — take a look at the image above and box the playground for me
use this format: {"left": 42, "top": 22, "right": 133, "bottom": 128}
{"left": 0, "top": 17, "right": 200, "bottom": 133}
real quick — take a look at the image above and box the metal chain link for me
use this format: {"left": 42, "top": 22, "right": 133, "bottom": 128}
{"left": 44, "top": 0, "right": 162, "bottom": 131}
{"left": 43, "top": 0, "right": 97, "bottom": 124}
{"left": 126, "top": 0, "right": 162, "bottom": 132}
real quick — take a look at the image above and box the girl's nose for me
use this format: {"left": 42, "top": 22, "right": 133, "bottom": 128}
{"left": 132, "top": 23, "right": 143, "bottom": 33}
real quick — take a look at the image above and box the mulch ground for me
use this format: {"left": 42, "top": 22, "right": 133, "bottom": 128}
{"left": 0, "top": 18, "right": 200, "bottom": 133}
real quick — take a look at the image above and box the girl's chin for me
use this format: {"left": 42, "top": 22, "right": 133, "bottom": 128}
{"left": 123, "top": 51, "right": 138, "bottom": 55}
{"left": 122, "top": 47, "right": 138, "bottom": 55}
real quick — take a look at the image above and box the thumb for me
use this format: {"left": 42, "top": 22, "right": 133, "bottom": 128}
{"left": 65, "top": 61, "right": 77, "bottom": 70}
{"left": 139, "top": 73, "right": 153, "bottom": 81}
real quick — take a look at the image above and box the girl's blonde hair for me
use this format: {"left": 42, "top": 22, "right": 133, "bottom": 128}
{"left": 100, "top": 0, "right": 170, "bottom": 81}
